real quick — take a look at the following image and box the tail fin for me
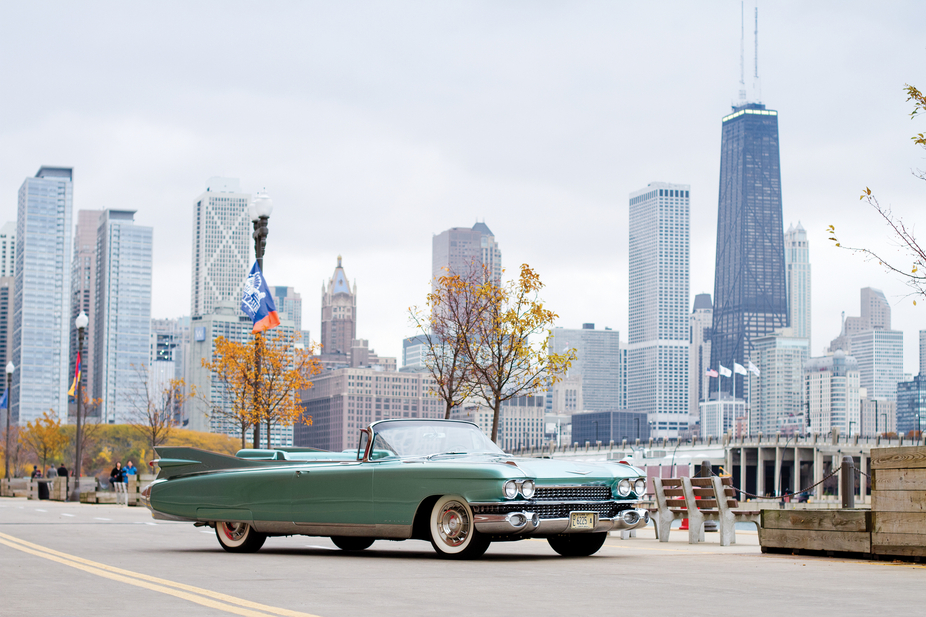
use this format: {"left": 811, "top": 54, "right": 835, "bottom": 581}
{"left": 152, "top": 447, "right": 258, "bottom": 480}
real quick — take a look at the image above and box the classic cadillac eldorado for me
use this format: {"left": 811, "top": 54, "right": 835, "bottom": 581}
{"left": 143, "top": 419, "right": 650, "bottom": 559}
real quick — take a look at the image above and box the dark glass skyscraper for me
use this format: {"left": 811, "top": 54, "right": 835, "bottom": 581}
{"left": 710, "top": 102, "right": 788, "bottom": 396}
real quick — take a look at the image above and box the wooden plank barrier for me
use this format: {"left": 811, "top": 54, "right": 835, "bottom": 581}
{"left": 871, "top": 446, "right": 926, "bottom": 558}
{"left": 760, "top": 509, "right": 871, "bottom": 554}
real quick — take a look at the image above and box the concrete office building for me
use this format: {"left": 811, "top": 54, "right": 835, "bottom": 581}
{"left": 627, "top": 182, "right": 690, "bottom": 437}
{"left": 69, "top": 210, "right": 103, "bottom": 404}
{"left": 91, "top": 210, "right": 153, "bottom": 424}
{"left": 190, "top": 178, "right": 251, "bottom": 318}
{"left": 273, "top": 286, "right": 303, "bottom": 333}
{"left": 860, "top": 394, "right": 896, "bottom": 437}
{"left": 699, "top": 396, "right": 746, "bottom": 439}
{"left": 0, "top": 221, "right": 14, "bottom": 278}
{"left": 11, "top": 167, "right": 74, "bottom": 425}
{"left": 187, "top": 302, "right": 298, "bottom": 445}
{"left": 689, "top": 294, "right": 713, "bottom": 430}
{"left": 829, "top": 287, "right": 891, "bottom": 354}
{"left": 784, "top": 222, "right": 812, "bottom": 347}
{"left": 548, "top": 324, "right": 621, "bottom": 414}
{"left": 748, "top": 329, "right": 809, "bottom": 436}
{"left": 320, "top": 256, "right": 357, "bottom": 363}
{"left": 710, "top": 104, "right": 789, "bottom": 398}
{"left": 432, "top": 222, "right": 501, "bottom": 282}
{"left": 849, "top": 329, "right": 904, "bottom": 403}
{"left": 805, "top": 351, "right": 861, "bottom": 436}
{"left": 295, "top": 367, "right": 443, "bottom": 452}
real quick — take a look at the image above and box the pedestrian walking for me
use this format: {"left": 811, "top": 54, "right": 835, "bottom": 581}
{"left": 109, "top": 462, "right": 127, "bottom": 505}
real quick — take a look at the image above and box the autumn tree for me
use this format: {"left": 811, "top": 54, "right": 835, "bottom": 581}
{"left": 409, "top": 266, "right": 485, "bottom": 418}
{"left": 1, "top": 425, "right": 23, "bottom": 478}
{"left": 460, "top": 264, "right": 576, "bottom": 442}
{"left": 20, "top": 411, "right": 70, "bottom": 473}
{"left": 126, "top": 364, "right": 195, "bottom": 451}
{"left": 830, "top": 84, "right": 926, "bottom": 302}
{"left": 202, "top": 332, "right": 321, "bottom": 450}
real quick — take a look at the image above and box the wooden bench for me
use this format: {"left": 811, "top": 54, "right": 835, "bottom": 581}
{"left": 653, "top": 476, "right": 761, "bottom": 546}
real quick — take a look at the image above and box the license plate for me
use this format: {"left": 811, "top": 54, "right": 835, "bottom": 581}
{"left": 570, "top": 512, "right": 597, "bottom": 530}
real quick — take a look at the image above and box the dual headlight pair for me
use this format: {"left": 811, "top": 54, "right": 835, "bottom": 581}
{"left": 617, "top": 478, "right": 647, "bottom": 497}
{"left": 503, "top": 479, "right": 535, "bottom": 499}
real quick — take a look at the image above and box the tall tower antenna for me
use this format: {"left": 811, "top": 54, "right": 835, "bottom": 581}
{"left": 752, "top": 4, "right": 762, "bottom": 102}
{"left": 738, "top": 1, "right": 746, "bottom": 102}
{"left": 754, "top": 6, "right": 759, "bottom": 79}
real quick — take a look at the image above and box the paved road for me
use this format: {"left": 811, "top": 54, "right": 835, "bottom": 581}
{"left": 0, "top": 497, "right": 917, "bottom": 616}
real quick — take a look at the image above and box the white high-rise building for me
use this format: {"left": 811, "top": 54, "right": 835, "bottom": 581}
{"left": 0, "top": 221, "right": 14, "bottom": 278}
{"left": 829, "top": 287, "right": 891, "bottom": 354}
{"left": 919, "top": 330, "right": 926, "bottom": 377}
{"left": 689, "top": 293, "right": 713, "bottom": 431}
{"left": 190, "top": 178, "right": 251, "bottom": 318}
{"left": 805, "top": 351, "right": 861, "bottom": 436}
{"left": 11, "top": 167, "right": 74, "bottom": 425}
{"left": 92, "top": 210, "right": 153, "bottom": 424}
{"left": 748, "top": 329, "right": 809, "bottom": 436}
{"left": 627, "top": 182, "right": 690, "bottom": 438}
{"left": 785, "top": 222, "right": 811, "bottom": 347}
{"left": 849, "top": 328, "right": 904, "bottom": 403}
{"left": 70, "top": 210, "right": 103, "bottom": 407}
{"left": 548, "top": 324, "right": 621, "bottom": 413}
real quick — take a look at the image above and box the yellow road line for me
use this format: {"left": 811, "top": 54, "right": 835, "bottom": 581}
{"left": 0, "top": 532, "right": 322, "bottom": 617}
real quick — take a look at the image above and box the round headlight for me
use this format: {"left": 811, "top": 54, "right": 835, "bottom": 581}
{"left": 617, "top": 478, "right": 632, "bottom": 497}
{"left": 634, "top": 478, "right": 647, "bottom": 496}
{"left": 504, "top": 480, "right": 518, "bottom": 499}
{"left": 520, "top": 479, "right": 535, "bottom": 499}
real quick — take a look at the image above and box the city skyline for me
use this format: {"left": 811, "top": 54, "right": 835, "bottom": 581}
{"left": 0, "top": 3, "right": 924, "bottom": 375}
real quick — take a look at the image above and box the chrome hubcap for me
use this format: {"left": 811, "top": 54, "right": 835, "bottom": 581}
{"left": 223, "top": 523, "right": 247, "bottom": 542}
{"left": 437, "top": 502, "right": 470, "bottom": 547}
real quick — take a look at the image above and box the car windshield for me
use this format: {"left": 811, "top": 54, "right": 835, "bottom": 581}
{"left": 370, "top": 421, "right": 505, "bottom": 459}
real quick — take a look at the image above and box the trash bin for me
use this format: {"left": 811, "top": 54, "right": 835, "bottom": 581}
{"left": 37, "top": 479, "right": 50, "bottom": 500}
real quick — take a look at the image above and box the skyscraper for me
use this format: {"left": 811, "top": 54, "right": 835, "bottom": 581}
{"left": 849, "top": 329, "right": 904, "bottom": 403}
{"left": 628, "top": 182, "right": 690, "bottom": 437}
{"left": 70, "top": 209, "right": 103, "bottom": 405}
{"left": 710, "top": 103, "right": 788, "bottom": 398}
{"left": 748, "top": 329, "right": 809, "bottom": 435}
{"left": 92, "top": 210, "right": 153, "bottom": 423}
{"left": 273, "top": 286, "right": 303, "bottom": 332}
{"left": 190, "top": 178, "right": 251, "bottom": 318}
{"left": 11, "top": 167, "right": 74, "bottom": 424}
{"left": 0, "top": 221, "right": 14, "bottom": 278}
{"left": 320, "top": 256, "right": 357, "bottom": 361}
{"left": 784, "top": 222, "right": 811, "bottom": 347}
{"left": 432, "top": 222, "right": 501, "bottom": 282}
{"left": 805, "top": 351, "right": 860, "bottom": 436}
{"left": 829, "top": 287, "right": 891, "bottom": 354}
{"left": 548, "top": 324, "right": 622, "bottom": 413}
{"left": 689, "top": 294, "right": 713, "bottom": 429}
{"left": 0, "top": 277, "right": 12, "bottom": 374}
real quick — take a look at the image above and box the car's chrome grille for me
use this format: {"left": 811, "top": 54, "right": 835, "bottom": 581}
{"left": 534, "top": 486, "right": 612, "bottom": 502}
{"left": 473, "top": 501, "right": 632, "bottom": 520}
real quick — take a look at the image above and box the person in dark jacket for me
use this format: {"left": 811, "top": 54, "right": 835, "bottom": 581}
{"left": 109, "top": 462, "right": 127, "bottom": 505}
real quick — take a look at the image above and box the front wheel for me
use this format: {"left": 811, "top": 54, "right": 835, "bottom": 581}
{"left": 429, "top": 495, "right": 490, "bottom": 559}
{"left": 215, "top": 522, "right": 266, "bottom": 553}
{"left": 547, "top": 532, "right": 608, "bottom": 557}
{"left": 331, "top": 536, "right": 375, "bottom": 551}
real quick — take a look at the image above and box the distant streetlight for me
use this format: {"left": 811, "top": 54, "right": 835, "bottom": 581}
{"left": 250, "top": 192, "right": 273, "bottom": 449}
{"left": 71, "top": 311, "right": 88, "bottom": 501}
{"left": 4, "top": 361, "right": 14, "bottom": 480}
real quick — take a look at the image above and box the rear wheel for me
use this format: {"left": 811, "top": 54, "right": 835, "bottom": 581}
{"left": 331, "top": 536, "right": 375, "bottom": 551}
{"left": 547, "top": 532, "right": 608, "bottom": 557}
{"left": 215, "top": 522, "right": 266, "bottom": 553}
{"left": 429, "top": 495, "right": 490, "bottom": 559}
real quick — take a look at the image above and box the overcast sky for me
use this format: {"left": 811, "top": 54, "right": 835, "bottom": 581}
{"left": 1, "top": 1, "right": 924, "bottom": 372}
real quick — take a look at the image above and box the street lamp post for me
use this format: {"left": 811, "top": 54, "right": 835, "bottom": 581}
{"left": 593, "top": 420, "right": 599, "bottom": 445}
{"left": 71, "top": 312, "right": 88, "bottom": 502}
{"left": 249, "top": 192, "right": 273, "bottom": 450}
{"left": 4, "top": 362, "right": 14, "bottom": 480}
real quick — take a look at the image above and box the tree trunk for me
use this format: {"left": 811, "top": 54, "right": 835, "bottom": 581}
{"left": 266, "top": 418, "right": 271, "bottom": 450}
{"left": 444, "top": 401, "right": 452, "bottom": 420}
{"left": 491, "top": 398, "right": 501, "bottom": 443}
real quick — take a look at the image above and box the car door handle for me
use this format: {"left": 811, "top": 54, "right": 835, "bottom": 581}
{"left": 295, "top": 471, "right": 303, "bottom": 477}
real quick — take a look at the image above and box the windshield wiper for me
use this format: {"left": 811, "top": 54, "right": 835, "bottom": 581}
{"left": 426, "top": 451, "right": 470, "bottom": 460}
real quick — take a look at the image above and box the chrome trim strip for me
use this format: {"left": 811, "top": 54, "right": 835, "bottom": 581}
{"left": 249, "top": 520, "right": 412, "bottom": 539}
{"left": 474, "top": 508, "right": 650, "bottom": 536}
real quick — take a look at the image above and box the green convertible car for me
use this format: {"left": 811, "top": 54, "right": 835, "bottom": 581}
{"left": 143, "top": 419, "right": 650, "bottom": 559}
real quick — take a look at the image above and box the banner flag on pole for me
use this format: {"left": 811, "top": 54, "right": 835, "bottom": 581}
{"left": 705, "top": 368, "right": 719, "bottom": 378}
{"left": 241, "top": 261, "right": 280, "bottom": 334}
{"left": 718, "top": 365, "right": 732, "bottom": 378}
{"left": 748, "top": 361, "right": 761, "bottom": 376}
{"left": 68, "top": 352, "right": 81, "bottom": 397}
{"left": 733, "top": 362, "right": 748, "bottom": 375}
{"left": 0, "top": 388, "right": 6, "bottom": 410}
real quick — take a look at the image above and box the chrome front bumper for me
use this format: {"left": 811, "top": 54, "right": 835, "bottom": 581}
{"left": 474, "top": 508, "right": 650, "bottom": 536}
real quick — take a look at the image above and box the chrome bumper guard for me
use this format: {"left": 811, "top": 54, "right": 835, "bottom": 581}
{"left": 474, "top": 508, "right": 650, "bottom": 536}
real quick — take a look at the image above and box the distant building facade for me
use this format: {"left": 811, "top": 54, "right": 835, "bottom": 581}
{"left": 11, "top": 167, "right": 74, "bottom": 425}
{"left": 784, "top": 222, "right": 811, "bottom": 347}
{"left": 896, "top": 377, "right": 926, "bottom": 436}
{"left": 748, "top": 329, "right": 809, "bottom": 436}
{"left": 571, "top": 410, "right": 650, "bottom": 446}
{"left": 0, "top": 277, "right": 12, "bottom": 376}
{"left": 190, "top": 178, "right": 251, "bottom": 318}
{"left": 699, "top": 396, "right": 746, "bottom": 439}
{"left": 401, "top": 335, "right": 428, "bottom": 371}
{"left": 849, "top": 329, "right": 904, "bottom": 403}
{"left": 0, "top": 221, "right": 14, "bottom": 278}
{"left": 548, "top": 324, "right": 621, "bottom": 414}
{"left": 91, "top": 210, "right": 153, "bottom": 424}
{"left": 70, "top": 210, "right": 103, "bottom": 404}
{"left": 710, "top": 103, "right": 789, "bottom": 399}
{"left": 273, "top": 286, "right": 302, "bottom": 332}
{"left": 805, "top": 351, "right": 861, "bottom": 436}
{"left": 432, "top": 222, "right": 501, "bottom": 282}
{"left": 689, "top": 294, "right": 713, "bottom": 429}
{"left": 320, "top": 256, "right": 356, "bottom": 363}
{"left": 627, "top": 182, "right": 690, "bottom": 437}
{"left": 829, "top": 287, "right": 891, "bottom": 354}
{"left": 860, "top": 394, "right": 896, "bottom": 437}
